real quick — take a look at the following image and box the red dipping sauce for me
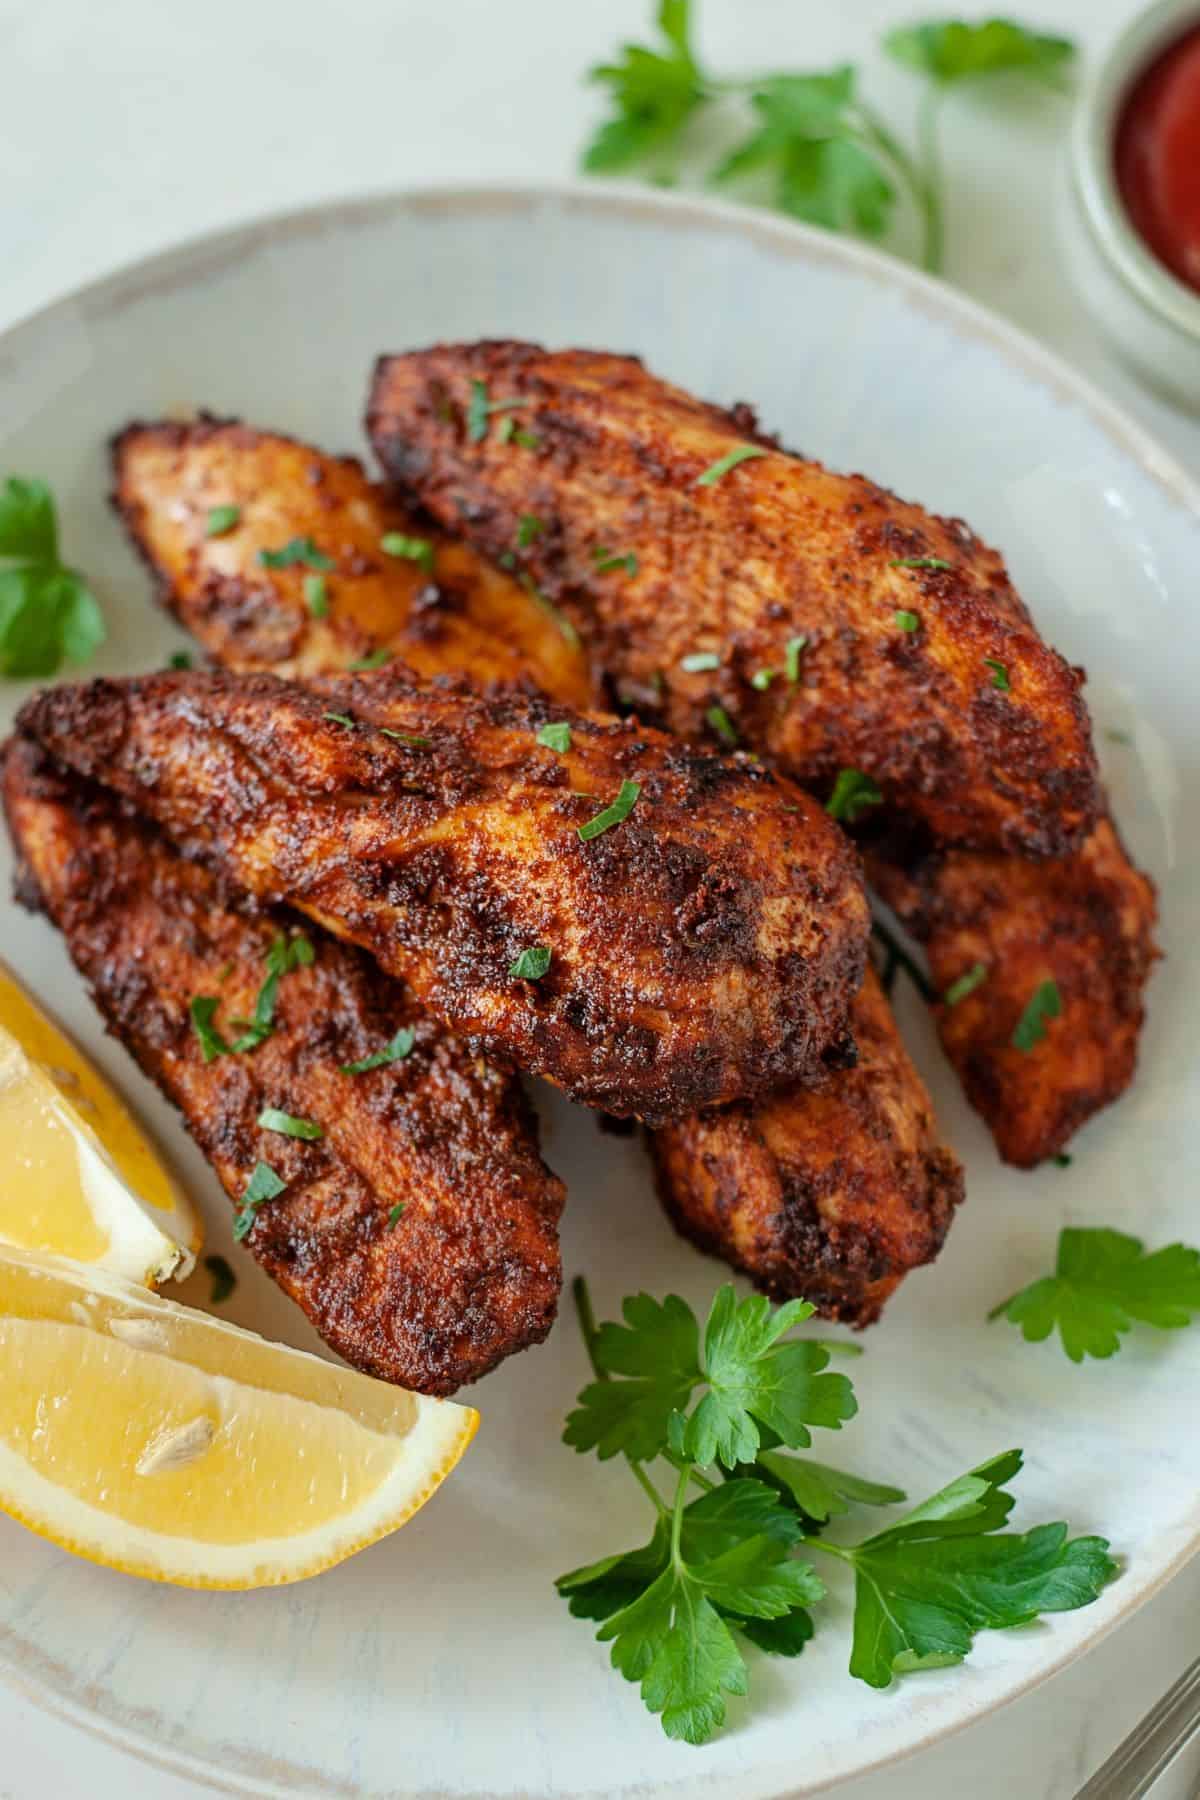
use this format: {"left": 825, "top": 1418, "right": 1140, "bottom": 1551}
{"left": 1114, "top": 23, "right": 1200, "bottom": 294}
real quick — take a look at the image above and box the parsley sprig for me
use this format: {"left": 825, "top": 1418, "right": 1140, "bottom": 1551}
{"left": 189, "top": 933, "right": 314, "bottom": 1062}
{"left": 581, "top": 5, "right": 1075, "bottom": 274}
{"left": 558, "top": 1279, "right": 1115, "bottom": 1743}
{"left": 0, "top": 477, "right": 105, "bottom": 678}
{"left": 990, "top": 1228, "right": 1200, "bottom": 1362}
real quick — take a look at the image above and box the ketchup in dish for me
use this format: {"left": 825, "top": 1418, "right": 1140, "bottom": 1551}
{"left": 1114, "top": 23, "right": 1200, "bottom": 295}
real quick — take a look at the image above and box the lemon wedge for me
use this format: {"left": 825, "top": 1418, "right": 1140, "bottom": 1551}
{"left": 0, "top": 959, "right": 200, "bottom": 1284}
{"left": 0, "top": 1245, "right": 478, "bottom": 1587}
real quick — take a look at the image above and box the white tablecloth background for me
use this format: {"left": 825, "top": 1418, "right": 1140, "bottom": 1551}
{"left": 4, "top": 2, "right": 1198, "bottom": 1794}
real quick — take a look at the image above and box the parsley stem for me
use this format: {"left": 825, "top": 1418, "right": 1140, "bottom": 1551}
{"left": 571, "top": 1276, "right": 671, "bottom": 1518}
{"left": 915, "top": 87, "right": 946, "bottom": 274}
{"left": 856, "top": 102, "right": 943, "bottom": 276}
{"left": 870, "top": 918, "right": 935, "bottom": 1003}
{"left": 669, "top": 1463, "right": 691, "bottom": 1568}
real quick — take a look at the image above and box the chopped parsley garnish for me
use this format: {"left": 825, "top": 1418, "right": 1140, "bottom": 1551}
{"left": 498, "top": 548, "right": 517, "bottom": 568}
{"left": 984, "top": 657, "right": 1011, "bottom": 691}
{"left": 467, "top": 381, "right": 532, "bottom": 443}
{"left": 1053, "top": 1152, "right": 1073, "bottom": 1168}
{"left": 1011, "top": 979, "right": 1061, "bottom": 1051}
{"left": 304, "top": 573, "right": 329, "bottom": 617}
{"left": 578, "top": 778, "right": 641, "bottom": 843}
{"left": 785, "top": 636, "right": 807, "bottom": 683}
{"left": 204, "top": 1254, "right": 237, "bottom": 1304}
{"left": 890, "top": 556, "right": 950, "bottom": 571}
{"left": 348, "top": 648, "right": 393, "bottom": 672}
{"left": 894, "top": 610, "right": 920, "bottom": 632}
{"left": 706, "top": 703, "right": 738, "bottom": 747}
{"left": 323, "top": 711, "right": 356, "bottom": 728}
{"left": 381, "top": 532, "right": 435, "bottom": 572}
{"left": 537, "top": 721, "right": 573, "bottom": 753}
{"left": 379, "top": 727, "right": 432, "bottom": 749}
{"left": 826, "top": 769, "right": 883, "bottom": 824}
{"left": 257, "top": 1107, "right": 323, "bottom": 1141}
{"left": 168, "top": 650, "right": 193, "bottom": 670}
{"left": 204, "top": 505, "right": 241, "bottom": 538}
{"left": 519, "top": 572, "right": 581, "bottom": 648}
{"left": 559, "top": 1277, "right": 1114, "bottom": 1744}
{"left": 517, "top": 514, "right": 545, "bottom": 548}
{"left": 750, "top": 668, "right": 775, "bottom": 690}
{"left": 497, "top": 417, "right": 516, "bottom": 447}
{"left": 189, "top": 996, "right": 230, "bottom": 1064}
{"left": 513, "top": 428, "right": 541, "bottom": 450}
{"left": 943, "top": 961, "right": 987, "bottom": 1007}
{"left": 593, "top": 546, "right": 639, "bottom": 576}
{"left": 232, "top": 1160, "right": 287, "bottom": 1241}
{"left": 189, "top": 934, "right": 313, "bottom": 1062}
{"left": 387, "top": 1203, "right": 406, "bottom": 1229}
{"left": 509, "top": 945, "right": 553, "bottom": 981}
{"left": 990, "top": 1227, "right": 1200, "bottom": 1361}
{"left": 695, "top": 444, "right": 768, "bottom": 486}
{"left": 680, "top": 651, "right": 721, "bottom": 673}
{"left": 258, "top": 536, "right": 334, "bottom": 571}
{"left": 340, "top": 1026, "right": 416, "bottom": 1076}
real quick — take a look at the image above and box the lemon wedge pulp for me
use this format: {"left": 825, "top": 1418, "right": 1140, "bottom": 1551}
{"left": 0, "top": 959, "right": 200, "bottom": 1284}
{"left": 0, "top": 1246, "right": 478, "bottom": 1587}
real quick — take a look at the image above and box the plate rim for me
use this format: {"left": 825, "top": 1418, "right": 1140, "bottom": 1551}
{"left": 2, "top": 176, "right": 1198, "bottom": 1800}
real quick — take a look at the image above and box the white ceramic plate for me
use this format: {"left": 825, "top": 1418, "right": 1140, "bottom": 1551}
{"left": 0, "top": 185, "right": 1198, "bottom": 1800}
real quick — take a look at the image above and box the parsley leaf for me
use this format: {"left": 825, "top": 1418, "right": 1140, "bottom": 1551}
{"left": 205, "top": 505, "right": 241, "bottom": 538}
{"left": 593, "top": 546, "right": 639, "bottom": 576}
{"left": 715, "top": 69, "right": 896, "bottom": 241}
{"left": 565, "top": 1292, "right": 701, "bottom": 1462}
{"left": 232, "top": 1160, "right": 287, "bottom": 1241}
{"left": 753, "top": 1454, "right": 905, "bottom": 1526}
{"left": 340, "top": 1025, "right": 416, "bottom": 1076}
{"left": 467, "top": 382, "right": 531, "bottom": 444}
{"left": 985, "top": 656, "right": 1012, "bottom": 691}
{"left": 258, "top": 536, "right": 333, "bottom": 571}
{"left": 696, "top": 444, "right": 768, "bottom": 486}
{"left": 785, "top": 635, "right": 807, "bottom": 683}
{"left": 583, "top": 0, "right": 706, "bottom": 175}
{"left": 1011, "top": 978, "right": 1061, "bottom": 1051}
{"left": 189, "top": 995, "right": 230, "bottom": 1063}
{"left": 168, "top": 650, "right": 193, "bottom": 670}
{"left": 894, "top": 609, "right": 920, "bottom": 632}
{"left": 680, "top": 650, "right": 721, "bottom": 673}
{"left": 537, "top": 721, "right": 572, "bottom": 753}
{"left": 257, "top": 1107, "right": 323, "bottom": 1141}
{"left": 348, "top": 648, "right": 393, "bottom": 672}
{"left": 517, "top": 514, "right": 544, "bottom": 548}
{"left": 203, "top": 1254, "right": 236, "bottom": 1304}
{"left": 705, "top": 703, "right": 738, "bottom": 747}
{"left": 891, "top": 555, "right": 950, "bottom": 570}
{"left": 845, "top": 1450, "right": 1116, "bottom": 1689}
{"left": 989, "top": 1228, "right": 1200, "bottom": 1361}
{"left": 387, "top": 1203, "right": 406, "bottom": 1229}
{"left": 0, "top": 476, "right": 105, "bottom": 678}
{"left": 943, "top": 961, "right": 987, "bottom": 1007}
{"left": 884, "top": 19, "right": 1075, "bottom": 90}
{"left": 826, "top": 769, "right": 883, "bottom": 823}
{"left": 578, "top": 778, "right": 641, "bottom": 843}
{"left": 304, "top": 574, "right": 329, "bottom": 617}
{"left": 683, "top": 1287, "right": 855, "bottom": 1468}
{"left": 509, "top": 945, "right": 553, "bottom": 981}
{"left": 381, "top": 532, "right": 435, "bottom": 572}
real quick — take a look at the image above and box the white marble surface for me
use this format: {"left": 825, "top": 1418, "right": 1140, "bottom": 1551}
{"left": 3, "top": 1, "right": 1199, "bottom": 1795}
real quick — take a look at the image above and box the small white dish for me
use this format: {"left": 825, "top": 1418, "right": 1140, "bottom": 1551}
{"left": 1063, "top": 0, "right": 1200, "bottom": 409}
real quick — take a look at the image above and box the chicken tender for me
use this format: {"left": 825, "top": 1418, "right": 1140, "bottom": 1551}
{"left": 112, "top": 417, "right": 592, "bottom": 705}
{"left": 17, "top": 668, "right": 870, "bottom": 1120}
{"left": 3, "top": 738, "right": 564, "bottom": 1393}
{"left": 651, "top": 967, "right": 964, "bottom": 1323}
{"left": 367, "top": 342, "right": 1100, "bottom": 857}
{"left": 867, "top": 814, "right": 1159, "bottom": 1166}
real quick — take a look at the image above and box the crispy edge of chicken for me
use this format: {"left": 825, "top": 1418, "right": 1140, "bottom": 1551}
{"left": 650, "top": 966, "right": 964, "bottom": 1324}
{"left": 111, "top": 416, "right": 594, "bottom": 707}
{"left": 866, "top": 813, "right": 1160, "bottom": 1167}
{"left": 367, "top": 342, "right": 1100, "bottom": 858}
{"left": 17, "top": 667, "right": 870, "bottom": 1121}
{"left": 2, "top": 736, "right": 565, "bottom": 1394}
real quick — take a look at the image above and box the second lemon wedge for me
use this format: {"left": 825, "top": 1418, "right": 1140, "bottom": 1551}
{"left": 0, "top": 959, "right": 200, "bottom": 1285}
{"left": 0, "top": 1246, "right": 477, "bottom": 1587}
